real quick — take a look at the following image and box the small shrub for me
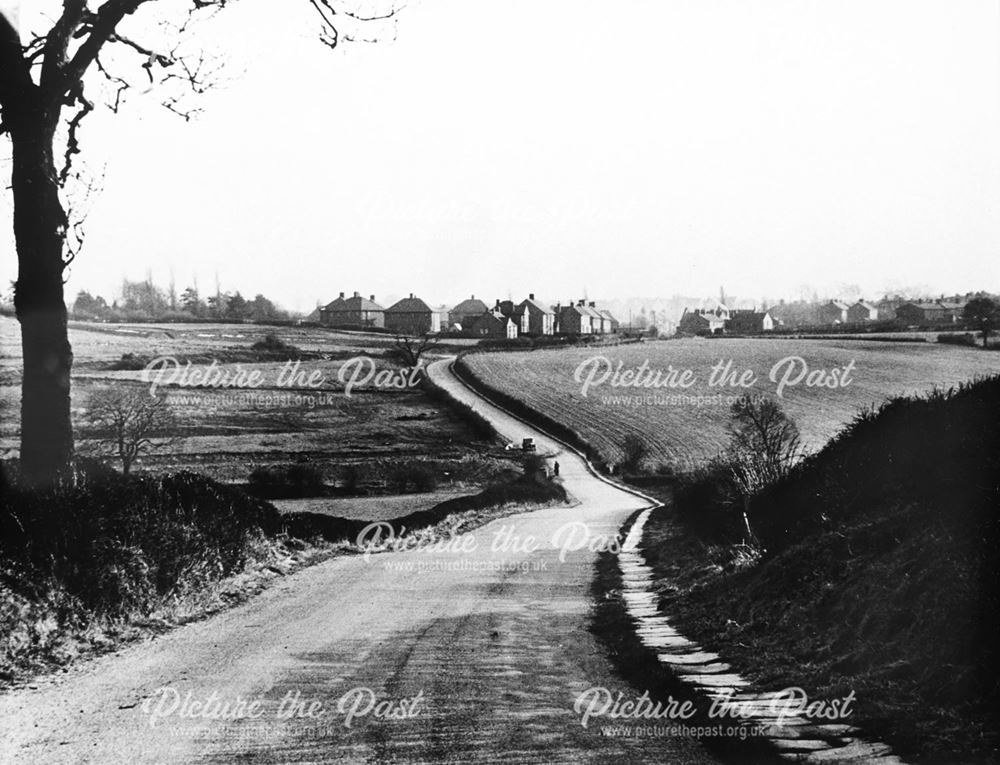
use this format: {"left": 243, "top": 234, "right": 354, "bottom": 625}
{"left": 251, "top": 333, "right": 298, "bottom": 354}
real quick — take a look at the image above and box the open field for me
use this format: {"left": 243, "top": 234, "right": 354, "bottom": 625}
{"left": 0, "top": 317, "right": 510, "bottom": 486}
{"left": 271, "top": 490, "right": 479, "bottom": 520}
{"left": 461, "top": 337, "right": 1000, "bottom": 469}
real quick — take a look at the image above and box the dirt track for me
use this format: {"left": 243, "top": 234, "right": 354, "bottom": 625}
{"left": 0, "top": 359, "right": 719, "bottom": 764}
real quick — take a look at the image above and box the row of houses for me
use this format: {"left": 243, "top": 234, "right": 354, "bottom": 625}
{"left": 678, "top": 295, "right": 973, "bottom": 335}
{"left": 318, "top": 292, "right": 619, "bottom": 337}
{"left": 677, "top": 302, "right": 776, "bottom": 335}
{"left": 819, "top": 299, "right": 968, "bottom": 325}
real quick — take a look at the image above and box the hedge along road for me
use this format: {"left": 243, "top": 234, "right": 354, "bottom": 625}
{"left": 0, "top": 359, "right": 720, "bottom": 765}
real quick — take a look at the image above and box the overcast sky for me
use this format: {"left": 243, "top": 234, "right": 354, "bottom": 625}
{"left": 2, "top": 0, "right": 999, "bottom": 311}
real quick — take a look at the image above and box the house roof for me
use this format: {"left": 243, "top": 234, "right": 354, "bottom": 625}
{"left": 828, "top": 300, "right": 851, "bottom": 310}
{"left": 853, "top": 301, "right": 877, "bottom": 310}
{"left": 902, "top": 302, "right": 947, "bottom": 311}
{"left": 321, "top": 297, "right": 344, "bottom": 312}
{"left": 451, "top": 297, "right": 488, "bottom": 315}
{"left": 469, "top": 310, "right": 511, "bottom": 327}
{"left": 324, "top": 293, "right": 383, "bottom": 312}
{"left": 598, "top": 309, "right": 618, "bottom": 322}
{"left": 519, "top": 296, "right": 554, "bottom": 315}
{"left": 386, "top": 295, "right": 431, "bottom": 313}
{"left": 938, "top": 301, "right": 967, "bottom": 310}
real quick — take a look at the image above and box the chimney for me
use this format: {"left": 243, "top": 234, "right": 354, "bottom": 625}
{"left": 353, "top": 291, "right": 360, "bottom": 298}
{"left": 409, "top": 293, "right": 414, "bottom": 299}
{"left": 495, "top": 299, "right": 501, "bottom": 309}
{"left": 339, "top": 292, "right": 345, "bottom": 299}
{"left": 529, "top": 293, "right": 535, "bottom": 300}
{"left": 370, "top": 294, "right": 375, "bottom": 302}
{"left": 589, "top": 301, "right": 596, "bottom": 308}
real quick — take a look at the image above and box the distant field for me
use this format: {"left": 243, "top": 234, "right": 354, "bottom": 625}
{"left": 0, "top": 317, "right": 506, "bottom": 484}
{"left": 462, "top": 338, "right": 1000, "bottom": 469}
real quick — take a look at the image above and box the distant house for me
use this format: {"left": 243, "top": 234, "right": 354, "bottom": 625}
{"left": 895, "top": 302, "right": 951, "bottom": 325}
{"left": 466, "top": 309, "right": 518, "bottom": 339}
{"left": 818, "top": 300, "right": 850, "bottom": 325}
{"left": 430, "top": 305, "right": 450, "bottom": 333}
{"left": 496, "top": 299, "right": 529, "bottom": 335}
{"left": 846, "top": 301, "right": 879, "bottom": 323}
{"left": 938, "top": 300, "right": 967, "bottom": 323}
{"left": 556, "top": 301, "right": 597, "bottom": 335}
{"left": 726, "top": 310, "right": 774, "bottom": 334}
{"left": 303, "top": 306, "right": 322, "bottom": 324}
{"left": 385, "top": 294, "right": 434, "bottom": 335}
{"left": 597, "top": 308, "right": 619, "bottom": 334}
{"left": 320, "top": 292, "right": 385, "bottom": 328}
{"left": 876, "top": 299, "right": 904, "bottom": 321}
{"left": 517, "top": 294, "right": 555, "bottom": 336}
{"left": 448, "top": 295, "right": 489, "bottom": 329}
{"left": 677, "top": 307, "right": 725, "bottom": 336}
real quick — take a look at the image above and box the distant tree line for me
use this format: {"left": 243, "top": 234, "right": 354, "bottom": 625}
{"left": 70, "top": 278, "right": 292, "bottom": 323}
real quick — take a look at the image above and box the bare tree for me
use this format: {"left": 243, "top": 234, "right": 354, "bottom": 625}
{"left": 620, "top": 433, "right": 648, "bottom": 473}
{"left": 0, "top": 1, "right": 400, "bottom": 487}
{"left": 84, "top": 386, "right": 176, "bottom": 475}
{"left": 392, "top": 333, "right": 439, "bottom": 368}
{"left": 725, "top": 396, "right": 802, "bottom": 543}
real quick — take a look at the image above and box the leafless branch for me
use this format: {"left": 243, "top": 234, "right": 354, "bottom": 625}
{"left": 95, "top": 53, "right": 130, "bottom": 111}
{"left": 308, "top": 0, "right": 403, "bottom": 49}
{"left": 59, "top": 83, "right": 94, "bottom": 185}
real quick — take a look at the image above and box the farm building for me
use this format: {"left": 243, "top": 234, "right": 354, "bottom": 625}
{"left": 818, "top": 300, "right": 850, "bottom": 325}
{"left": 846, "top": 301, "right": 879, "bottom": 322}
{"left": 385, "top": 294, "right": 434, "bottom": 335}
{"left": 466, "top": 309, "right": 518, "bottom": 339}
{"left": 448, "top": 296, "right": 489, "bottom": 329}
{"left": 677, "top": 307, "right": 726, "bottom": 336}
{"left": 320, "top": 292, "right": 385, "bottom": 328}
{"left": 895, "top": 302, "right": 953, "bottom": 324}
{"left": 726, "top": 310, "right": 774, "bottom": 333}
{"left": 517, "top": 294, "right": 555, "bottom": 335}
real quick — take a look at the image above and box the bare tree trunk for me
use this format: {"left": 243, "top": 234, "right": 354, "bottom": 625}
{"left": 9, "top": 95, "right": 75, "bottom": 488}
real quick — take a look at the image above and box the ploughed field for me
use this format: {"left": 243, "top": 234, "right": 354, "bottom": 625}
{"left": 0, "top": 317, "right": 503, "bottom": 487}
{"left": 461, "top": 338, "right": 1000, "bottom": 469}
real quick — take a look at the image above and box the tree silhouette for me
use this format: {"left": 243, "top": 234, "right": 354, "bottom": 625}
{"left": 963, "top": 297, "right": 998, "bottom": 349}
{"left": 0, "top": 2, "right": 400, "bottom": 487}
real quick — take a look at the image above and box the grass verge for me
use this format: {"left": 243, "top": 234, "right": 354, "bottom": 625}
{"left": 631, "top": 376, "right": 1000, "bottom": 763}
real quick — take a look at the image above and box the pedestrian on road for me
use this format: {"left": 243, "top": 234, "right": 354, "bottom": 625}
{"left": 553, "top": 460, "right": 560, "bottom": 477}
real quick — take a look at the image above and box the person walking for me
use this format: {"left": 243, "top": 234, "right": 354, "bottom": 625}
{"left": 553, "top": 460, "right": 560, "bottom": 477}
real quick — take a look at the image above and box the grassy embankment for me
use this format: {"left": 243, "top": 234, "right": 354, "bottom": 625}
{"left": 637, "top": 376, "right": 1000, "bottom": 763}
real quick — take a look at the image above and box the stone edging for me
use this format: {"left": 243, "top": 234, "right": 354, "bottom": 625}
{"left": 619, "top": 509, "right": 907, "bottom": 764}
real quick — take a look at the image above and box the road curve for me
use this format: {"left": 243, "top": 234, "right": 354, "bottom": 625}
{"left": 0, "top": 359, "right": 720, "bottom": 765}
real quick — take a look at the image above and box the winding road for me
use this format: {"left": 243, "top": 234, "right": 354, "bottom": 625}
{"left": 0, "top": 359, "right": 720, "bottom": 764}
